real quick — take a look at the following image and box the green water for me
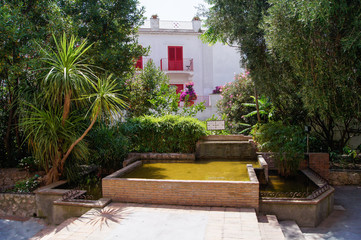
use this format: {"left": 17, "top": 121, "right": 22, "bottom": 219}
{"left": 122, "top": 161, "right": 260, "bottom": 181}
{"left": 260, "top": 171, "right": 318, "bottom": 193}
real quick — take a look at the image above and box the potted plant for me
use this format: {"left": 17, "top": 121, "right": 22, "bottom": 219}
{"left": 180, "top": 82, "right": 197, "bottom": 106}
{"left": 212, "top": 86, "right": 223, "bottom": 94}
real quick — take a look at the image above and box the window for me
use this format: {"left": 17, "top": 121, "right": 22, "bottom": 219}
{"left": 168, "top": 46, "right": 183, "bottom": 71}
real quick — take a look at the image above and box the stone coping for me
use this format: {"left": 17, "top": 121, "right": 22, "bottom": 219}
{"left": 247, "top": 164, "right": 259, "bottom": 183}
{"left": 302, "top": 169, "right": 327, "bottom": 187}
{"left": 128, "top": 152, "right": 195, "bottom": 160}
{"left": 200, "top": 135, "right": 252, "bottom": 141}
{"left": 260, "top": 186, "right": 334, "bottom": 205}
{"left": 34, "top": 180, "right": 68, "bottom": 195}
{"left": 124, "top": 153, "right": 196, "bottom": 167}
{"left": 106, "top": 161, "right": 142, "bottom": 178}
{"left": 54, "top": 197, "right": 111, "bottom": 208}
{"left": 330, "top": 169, "right": 361, "bottom": 172}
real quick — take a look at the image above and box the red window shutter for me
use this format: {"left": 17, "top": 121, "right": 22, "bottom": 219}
{"left": 168, "top": 46, "right": 183, "bottom": 71}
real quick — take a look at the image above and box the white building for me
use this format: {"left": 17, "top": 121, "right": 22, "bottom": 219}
{"left": 137, "top": 18, "right": 243, "bottom": 119}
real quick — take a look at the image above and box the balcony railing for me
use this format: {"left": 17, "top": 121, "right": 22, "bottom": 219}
{"left": 160, "top": 58, "right": 194, "bottom": 72}
{"left": 135, "top": 57, "right": 152, "bottom": 70}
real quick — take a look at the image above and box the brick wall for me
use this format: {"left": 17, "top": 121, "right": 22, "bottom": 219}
{"left": 309, "top": 153, "right": 329, "bottom": 180}
{"left": 103, "top": 161, "right": 259, "bottom": 210}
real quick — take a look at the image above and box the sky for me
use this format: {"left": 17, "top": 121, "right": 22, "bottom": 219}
{"left": 138, "top": 0, "right": 210, "bottom": 21}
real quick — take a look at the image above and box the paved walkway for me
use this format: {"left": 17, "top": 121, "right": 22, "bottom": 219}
{"left": 0, "top": 217, "right": 45, "bottom": 240}
{"left": 31, "top": 204, "right": 262, "bottom": 240}
{"left": 301, "top": 186, "right": 361, "bottom": 240}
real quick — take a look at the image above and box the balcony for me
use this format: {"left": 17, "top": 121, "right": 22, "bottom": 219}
{"left": 160, "top": 58, "right": 194, "bottom": 72}
{"left": 135, "top": 57, "right": 152, "bottom": 70}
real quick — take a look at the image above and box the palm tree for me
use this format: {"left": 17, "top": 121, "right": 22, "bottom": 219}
{"left": 23, "top": 34, "right": 127, "bottom": 184}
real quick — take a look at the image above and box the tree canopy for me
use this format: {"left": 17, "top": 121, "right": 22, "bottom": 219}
{"left": 202, "top": 0, "right": 361, "bottom": 151}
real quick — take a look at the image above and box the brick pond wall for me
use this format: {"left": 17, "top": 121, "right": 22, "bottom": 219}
{"left": 103, "top": 161, "right": 260, "bottom": 210}
{"left": 0, "top": 193, "right": 37, "bottom": 217}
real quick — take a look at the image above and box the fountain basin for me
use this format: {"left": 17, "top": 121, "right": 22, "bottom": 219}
{"left": 102, "top": 160, "right": 260, "bottom": 210}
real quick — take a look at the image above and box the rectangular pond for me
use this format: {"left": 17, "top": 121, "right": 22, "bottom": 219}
{"left": 102, "top": 160, "right": 260, "bottom": 209}
{"left": 122, "top": 161, "right": 260, "bottom": 181}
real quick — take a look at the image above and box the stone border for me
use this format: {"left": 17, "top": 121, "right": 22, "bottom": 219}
{"left": 199, "top": 135, "right": 252, "bottom": 141}
{"left": 124, "top": 153, "right": 195, "bottom": 167}
{"left": 328, "top": 169, "right": 361, "bottom": 185}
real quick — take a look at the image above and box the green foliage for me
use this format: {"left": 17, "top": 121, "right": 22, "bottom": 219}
{"left": 202, "top": 0, "right": 361, "bottom": 151}
{"left": 262, "top": 0, "right": 361, "bottom": 150}
{"left": 18, "top": 156, "right": 40, "bottom": 172}
{"left": 86, "top": 123, "right": 129, "bottom": 171}
{"left": 11, "top": 175, "right": 40, "bottom": 193}
{"left": 120, "top": 115, "right": 208, "bottom": 153}
{"left": 22, "top": 34, "right": 127, "bottom": 184}
{"left": 217, "top": 73, "right": 255, "bottom": 133}
{"left": 59, "top": 0, "right": 146, "bottom": 78}
{"left": 124, "top": 60, "right": 179, "bottom": 117}
{"left": 252, "top": 122, "right": 306, "bottom": 177}
{"left": 0, "top": 0, "right": 65, "bottom": 165}
{"left": 123, "top": 60, "right": 206, "bottom": 118}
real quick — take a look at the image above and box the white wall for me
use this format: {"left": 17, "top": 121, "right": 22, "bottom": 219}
{"left": 138, "top": 23, "right": 244, "bottom": 120}
{"left": 138, "top": 31, "right": 243, "bottom": 96}
{"left": 212, "top": 43, "right": 243, "bottom": 88}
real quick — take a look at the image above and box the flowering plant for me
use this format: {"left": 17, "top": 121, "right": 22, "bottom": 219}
{"left": 212, "top": 86, "right": 223, "bottom": 94}
{"left": 180, "top": 82, "right": 197, "bottom": 101}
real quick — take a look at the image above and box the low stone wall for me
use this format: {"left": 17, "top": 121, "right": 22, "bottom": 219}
{"left": 0, "top": 168, "right": 44, "bottom": 188}
{"left": 0, "top": 193, "right": 37, "bottom": 217}
{"left": 196, "top": 140, "right": 257, "bottom": 160}
{"left": 328, "top": 170, "right": 361, "bottom": 185}
{"left": 103, "top": 161, "right": 260, "bottom": 210}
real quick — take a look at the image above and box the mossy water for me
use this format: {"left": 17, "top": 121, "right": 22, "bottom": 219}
{"left": 260, "top": 171, "right": 318, "bottom": 194}
{"left": 123, "top": 160, "right": 260, "bottom": 181}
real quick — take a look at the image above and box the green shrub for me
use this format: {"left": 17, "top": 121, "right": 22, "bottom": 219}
{"left": 86, "top": 123, "right": 129, "bottom": 171}
{"left": 120, "top": 115, "right": 207, "bottom": 153}
{"left": 11, "top": 175, "right": 40, "bottom": 193}
{"left": 217, "top": 73, "right": 255, "bottom": 133}
{"left": 18, "top": 156, "right": 40, "bottom": 172}
{"left": 252, "top": 121, "right": 305, "bottom": 177}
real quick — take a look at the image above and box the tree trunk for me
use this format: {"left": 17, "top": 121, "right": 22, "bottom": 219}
{"left": 254, "top": 87, "right": 261, "bottom": 123}
{"left": 59, "top": 110, "right": 100, "bottom": 173}
{"left": 62, "top": 91, "right": 72, "bottom": 126}
{"left": 4, "top": 103, "right": 14, "bottom": 162}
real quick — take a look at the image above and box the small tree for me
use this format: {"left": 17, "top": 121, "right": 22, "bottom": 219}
{"left": 23, "top": 34, "right": 127, "bottom": 184}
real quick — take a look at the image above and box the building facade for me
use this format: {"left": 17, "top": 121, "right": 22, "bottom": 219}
{"left": 137, "top": 18, "right": 243, "bottom": 119}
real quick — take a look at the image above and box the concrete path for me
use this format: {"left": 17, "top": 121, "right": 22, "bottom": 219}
{"left": 301, "top": 186, "right": 361, "bottom": 240}
{"left": 0, "top": 217, "right": 45, "bottom": 240}
{"left": 31, "top": 203, "right": 262, "bottom": 240}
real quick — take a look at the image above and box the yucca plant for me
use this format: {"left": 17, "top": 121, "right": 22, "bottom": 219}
{"left": 23, "top": 34, "right": 127, "bottom": 184}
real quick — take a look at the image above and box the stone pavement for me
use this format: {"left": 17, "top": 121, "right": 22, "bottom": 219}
{"left": 30, "top": 203, "right": 279, "bottom": 240}
{"left": 300, "top": 186, "right": 361, "bottom": 240}
{"left": 0, "top": 217, "right": 45, "bottom": 240}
